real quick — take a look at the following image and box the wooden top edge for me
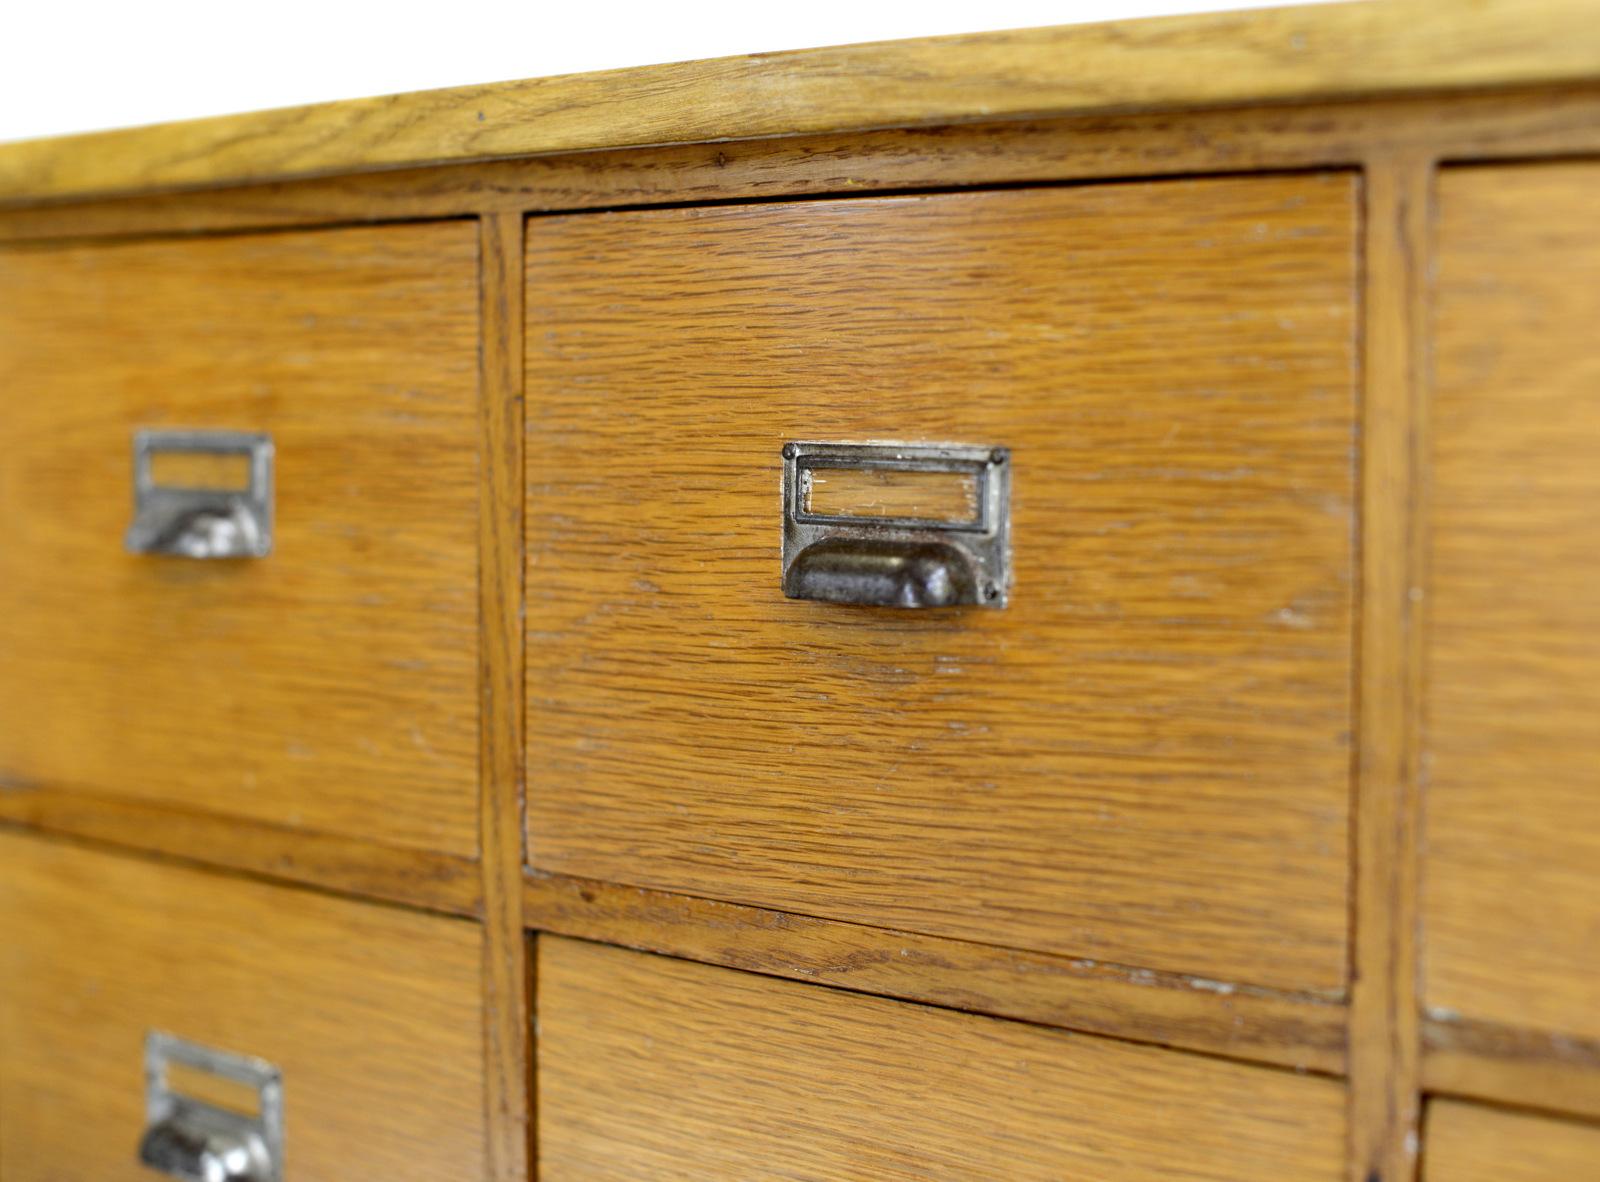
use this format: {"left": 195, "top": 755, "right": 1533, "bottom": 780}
{"left": 2, "top": 0, "right": 1598, "bottom": 206}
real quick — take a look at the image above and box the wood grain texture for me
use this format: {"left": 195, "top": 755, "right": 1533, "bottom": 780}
{"left": 8, "top": 87, "right": 1600, "bottom": 248}
{"left": 1425, "top": 1015, "right": 1600, "bottom": 1123}
{"left": 0, "top": 830, "right": 486, "bottom": 1179}
{"left": 0, "top": 222, "right": 481, "bottom": 856}
{"left": 5, "top": 0, "right": 1600, "bottom": 205}
{"left": 1423, "top": 1100, "right": 1600, "bottom": 1181}
{"left": 536, "top": 937, "right": 1345, "bottom": 1181}
{"left": 477, "top": 212, "right": 531, "bottom": 1181}
{"left": 1348, "top": 154, "right": 1431, "bottom": 1182}
{"left": 522, "top": 871, "right": 1345, "bottom": 1074}
{"left": 525, "top": 176, "right": 1358, "bottom": 993}
{"left": 0, "top": 785, "right": 480, "bottom": 914}
{"left": 1425, "top": 162, "right": 1600, "bottom": 1042}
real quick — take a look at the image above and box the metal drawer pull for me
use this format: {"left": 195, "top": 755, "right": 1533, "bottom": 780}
{"left": 781, "top": 441, "right": 1011, "bottom": 608}
{"left": 138, "top": 1031, "right": 283, "bottom": 1182}
{"left": 125, "top": 430, "right": 273, "bottom": 559}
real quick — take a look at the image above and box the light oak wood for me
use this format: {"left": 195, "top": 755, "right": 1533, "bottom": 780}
{"left": 1425, "top": 1015, "right": 1600, "bottom": 1124}
{"left": 477, "top": 211, "right": 532, "bottom": 1181}
{"left": 522, "top": 870, "right": 1345, "bottom": 1074}
{"left": 4, "top": 0, "right": 1600, "bottom": 205}
{"left": 1423, "top": 1099, "right": 1600, "bottom": 1181}
{"left": 0, "top": 786, "right": 480, "bottom": 915}
{"left": 1425, "top": 161, "right": 1600, "bottom": 1043}
{"left": 0, "top": 222, "right": 481, "bottom": 856}
{"left": 0, "top": 831, "right": 485, "bottom": 1179}
{"left": 0, "top": 785, "right": 1345, "bottom": 1080}
{"left": 536, "top": 936, "right": 1345, "bottom": 1180}
{"left": 1348, "top": 153, "right": 1431, "bottom": 1182}
{"left": 3, "top": 90, "right": 1600, "bottom": 1129}
{"left": 9, "top": 88, "right": 1600, "bottom": 248}
{"left": 525, "top": 176, "right": 1358, "bottom": 994}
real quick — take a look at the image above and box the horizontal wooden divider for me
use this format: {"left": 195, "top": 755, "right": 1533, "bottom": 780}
{"left": 0, "top": 784, "right": 480, "bottom": 916}
{"left": 1424, "top": 1015, "right": 1600, "bottom": 1124}
{"left": 12, "top": 785, "right": 1600, "bottom": 1122}
{"left": 522, "top": 870, "right": 1346, "bottom": 1076}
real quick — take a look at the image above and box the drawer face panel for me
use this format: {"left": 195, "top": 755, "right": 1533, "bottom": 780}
{"left": 0, "top": 224, "right": 479, "bottom": 855}
{"left": 0, "top": 831, "right": 485, "bottom": 1179}
{"left": 1426, "top": 164, "right": 1600, "bottom": 1039}
{"left": 536, "top": 937, "right": 1344, "bottom": 1180}
{"left": 525, "top": 177, "right": 1358, "bottom": 991}
{"left": 1424, "top": 1100, "right": 1600, "bottom": 1181}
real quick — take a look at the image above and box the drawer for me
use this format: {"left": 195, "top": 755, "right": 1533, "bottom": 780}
{"left": 0, "top": 224, "right": 479, "bottom": 855}
{"left": 1426, "top": 163, "right": 1600, "bottom": 1039}
{"left": 0, "top": 830, "right": 485, "bottom": 1179}
{"left": 1424, "top": 1100, "right": 1600, "bottom": 1181}
{"left": 525, "top": 176, "right": 1358, "bottom": 991}
{"left": 536, "top": 936, "right": 1344, "bottom": 1179}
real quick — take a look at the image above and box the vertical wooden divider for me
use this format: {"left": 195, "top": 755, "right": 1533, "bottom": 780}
{"left": 1348, "top": 155, "right": 1432, "bottom": 1182}
{"left": 478, "top": 210, "right": 531, "bottom": 1181}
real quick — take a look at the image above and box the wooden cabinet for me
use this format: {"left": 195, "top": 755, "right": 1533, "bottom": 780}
{"left": 525, "top": 176, "right": 1358, "bottom": 994}
{"left": 1425, "top": 162, "right": 1600, "bottom": 1042}
{"left": 536, "top": 936, "right": 1345, "bottom": 1181}
{"left": 0, "top": 831, "right": 486, "bottom": 1179}
{"left": 3, "top": 5, "right": 1600, "bottom": 1180}
{"left": 0, "top": 223, "right": 481, "bottom": 856}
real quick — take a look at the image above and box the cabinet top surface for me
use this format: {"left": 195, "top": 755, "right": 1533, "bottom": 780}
{"left": 1, "top": 0, "right": 1597, "bottom": 207}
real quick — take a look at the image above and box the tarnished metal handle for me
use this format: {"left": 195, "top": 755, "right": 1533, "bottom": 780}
{"left": 125, "top": 430, "right": 273, "bottom": 559}
{"left": 139, "top": 1032, "right": 282, "bottom": 1182}
{"left": 783, "top": 537, "right": 977, "bottom": 608}
{"left": 138, "top": 1117, "right": 272, "bottom": 1182}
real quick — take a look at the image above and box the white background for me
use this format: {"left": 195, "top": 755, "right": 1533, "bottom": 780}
{"left": 0, "top": 0, "right": 1333, "bottom": 145}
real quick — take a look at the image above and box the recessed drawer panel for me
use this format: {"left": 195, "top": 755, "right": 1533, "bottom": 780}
{"left": 536, "top": 936, "right": 1344, "bottom": 1180}
{"left": 1424, "top": 1100, "right": 1600, "bottom": 1181}
{"left": 525, "top": 177, "right": 1358, "bottom": 991}
{"left": 0, "top": 830, "right": 485, "bottom": 1179}
{"left": 0, "top": 224, "right": 479, "bottom": 855}
{"left": 1426, "top": 163, "right": 1600, "bottom": 1040}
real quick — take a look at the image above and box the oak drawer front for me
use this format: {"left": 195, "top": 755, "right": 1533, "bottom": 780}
{"left": 1424, "top": 1100, "right": 1600, "bottom": 1181}
{"left": 525, "top": 177, "right": 1358, "bottom": 992}
{"left": 1426, "top": 163, "right": 1600, "bottom": 1040}
{"left": 0, "top": 223, "right": 479, "bottom": 855}
{"left": 0, "top": 830, "right": 485, "bottom": 1180}
{"left": 536, "top": 936, "right": 1343, "bottom": 1180}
